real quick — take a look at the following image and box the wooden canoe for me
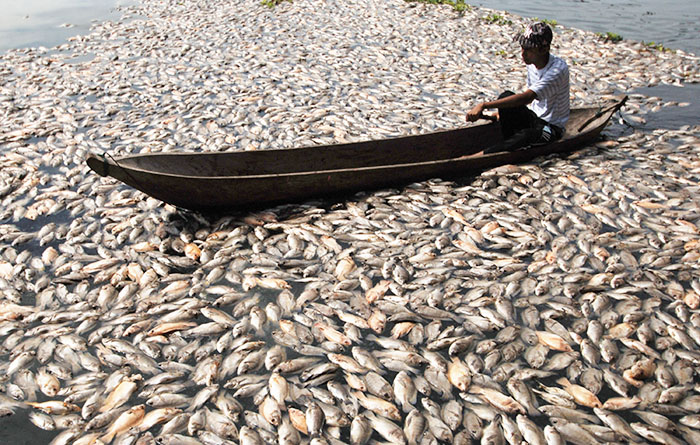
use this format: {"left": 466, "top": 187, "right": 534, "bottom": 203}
{"left": 87, "top": 96, "right": 626, "bottom": 211}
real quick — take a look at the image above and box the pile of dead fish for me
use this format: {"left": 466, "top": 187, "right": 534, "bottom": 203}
{"left": 1, "top": 0, "right": 700, "bottom": 444}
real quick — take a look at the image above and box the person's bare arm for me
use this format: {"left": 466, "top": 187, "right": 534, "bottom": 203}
{"left": 466, "top": 89, "right": 537, "bottom": 122}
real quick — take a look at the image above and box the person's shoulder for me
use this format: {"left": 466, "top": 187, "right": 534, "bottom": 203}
{"left": 548, "top": 54, "right": 569, "bottom": 77}
{"left": 551, "top": 54, "right": 569, "bottom": 68}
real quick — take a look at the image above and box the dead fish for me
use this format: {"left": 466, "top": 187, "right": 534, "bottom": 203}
{"left": 100, "top": 404, "right": 145, "bottom": 443}
{"left": 306, "top": 402, "right": 325, "bottom": 437}
{"left": 364, "top": 411, "right": 406, "bottom": 444}
{"left": 469, "top": 386, "right": 525, "bottom": 415}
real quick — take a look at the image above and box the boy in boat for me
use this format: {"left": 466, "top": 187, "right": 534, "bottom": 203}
{"left": 466, "top": 22, "right": 570, "bottom": 153}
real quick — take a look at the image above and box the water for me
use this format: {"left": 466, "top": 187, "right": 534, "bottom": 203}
{"left": 474, "top": 0, "right": 700, "bottom": 56}
{"left": 0, "top": 413, "right": 57, "bottom": 445}
{"left": 0, "top": 0, "right": 135, "bottom": 52}
{"left": 634, "top": 83, "right": 700, "bottom": 130}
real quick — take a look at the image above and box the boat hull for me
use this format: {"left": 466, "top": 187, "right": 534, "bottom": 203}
{"left": 87, "top": 97, "right": 626, "bottom": 211}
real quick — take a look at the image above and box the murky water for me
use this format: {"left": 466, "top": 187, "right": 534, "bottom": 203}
{"left": 474, "top": 0, "right": 700, "bottom": 56}
{"left": 0, "top": 414, "right": 58, "bottom": 445}
{"left": 0, "top": 0, "right": 135, "bottom": 52}
{"left": 633, "top": 83, "right": 700, "bottom": 129}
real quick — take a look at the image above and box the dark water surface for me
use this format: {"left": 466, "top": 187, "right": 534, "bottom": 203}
{"left": 474, "top": 0, "right": 700, "bottom": 56}
{"left": 0, "top": 413, "right": 58, "bottom": 444}
{"left": 634, "top": 83, "right": 700, "bottom": 130}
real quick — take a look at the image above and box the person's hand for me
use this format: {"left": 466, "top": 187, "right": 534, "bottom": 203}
{"left": 466, "top": 103, "right": 485, "bottom": 122}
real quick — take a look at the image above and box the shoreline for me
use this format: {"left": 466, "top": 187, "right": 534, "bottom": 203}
{"left": 3, "top": 0, "right": 700, "bottom": 59}
{"left": 0, "top": 0, "right": 137, "bottom": 54}
{"left": 470, "top": 0, "right": 700, "bottom": 57}
{"left": 0, "top": 0, "right": 698, "bottom": 153}
{"left": 1, "top": 0, "right": 700, "bottom": 444}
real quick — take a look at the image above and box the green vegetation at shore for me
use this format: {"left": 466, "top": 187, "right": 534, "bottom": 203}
{"left": 405, "top": 0, "right": 471, "bottom": 13}
{"left": 262, "top": 0, "right": 290, "bottom": 8}
{"left": 596, "top": 32, "right": 623, "bottom": 43}
{"left": 645, "top": 41, "right": 674, "bottom": 53}
{"left": 594, "top": 32, "right": 674, "bottom": 52}
{"left": 483, "top": 13, "right": 512, "bottom": 25}
{"left": 532, "top": 17, "right": 558, "bottom": 27}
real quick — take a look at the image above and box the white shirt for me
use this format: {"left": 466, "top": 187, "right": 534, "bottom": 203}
{"left": 527, "top": 54, "right": 570, "bottom": 129}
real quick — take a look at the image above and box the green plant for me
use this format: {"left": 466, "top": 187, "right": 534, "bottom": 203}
{"left": 405, "top": 0, "right": 472, "bottom": 13}
{"left": 596, "top": 32, "right": 623, "bottom": 43}
{"left": 484, "top": 13, "right": 512, "bottom": 25}
{"left": 645, "top": 41, "right": 673, "bottom": 52}
{"left": 453, "top": 0, "right": 469, "bottom": 13}
{"left": 262, "top": 0, "right": 290, "bottom": 8}
{"left": 531, "top": 17, "right": 558, "bottom": 27}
